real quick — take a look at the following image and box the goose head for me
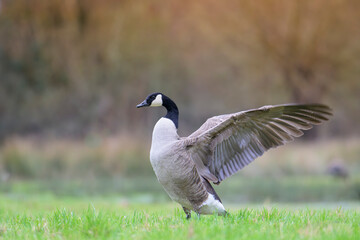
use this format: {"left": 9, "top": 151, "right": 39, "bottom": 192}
{"left": 137, "top": 92, "right": 179, "bottom": 128}
{"left": 136, "top": 92, "right": 163, "bottom": 108}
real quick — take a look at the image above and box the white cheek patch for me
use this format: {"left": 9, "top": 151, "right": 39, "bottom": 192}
{"left": 150, "top": 94, "right": 163, "bottom": 107}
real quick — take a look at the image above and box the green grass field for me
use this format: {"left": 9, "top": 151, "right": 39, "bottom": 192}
{"left": 1, "top": 139, "right": 360, "bottom": 239}
{"left": 0, "top": 195, "right": 359, "bottom": 240}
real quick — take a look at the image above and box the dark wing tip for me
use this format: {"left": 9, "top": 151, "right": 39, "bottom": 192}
{"left": 279, "top": 103, "right": 333, "bottom": 117}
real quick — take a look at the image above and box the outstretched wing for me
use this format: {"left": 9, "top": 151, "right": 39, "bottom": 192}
{"left": 185, "top": 104, "right": 332, "bottom": 184}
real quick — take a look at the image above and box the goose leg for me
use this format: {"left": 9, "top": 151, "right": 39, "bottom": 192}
{"left": 182, "top": 207, "right": 191, "bottom": 219}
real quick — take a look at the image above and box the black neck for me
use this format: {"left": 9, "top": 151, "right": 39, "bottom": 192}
{"left": 162, "top": 95, "right": 179, "bottom": 129}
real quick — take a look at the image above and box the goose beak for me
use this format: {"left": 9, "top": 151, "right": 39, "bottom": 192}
{"left": 136, "top": 100, "right": 149, "bottom": 108}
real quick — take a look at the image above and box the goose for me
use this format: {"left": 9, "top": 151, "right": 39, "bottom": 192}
{"left": 136, "top": 93, "right": 332, "bottom": 218}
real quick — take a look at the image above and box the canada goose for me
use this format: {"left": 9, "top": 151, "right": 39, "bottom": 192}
{"left": 136, "top": 93, "right": 332, "bottom": 218}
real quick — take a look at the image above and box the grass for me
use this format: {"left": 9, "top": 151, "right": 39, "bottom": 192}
{"left": 0, "top": 195, "right": 359, "bottom": 239}
{"left": 1, "top": 139, "right": 360, "bottom": 239}
{"left": 2, "top": 175, "right": 360, "bottom": 203}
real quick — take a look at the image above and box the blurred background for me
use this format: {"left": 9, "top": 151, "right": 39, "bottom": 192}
{"left": 0, "top": 0, "right": 359, "bottom": 204}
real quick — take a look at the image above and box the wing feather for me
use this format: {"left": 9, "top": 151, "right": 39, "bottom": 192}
{"left": 185, "top": 104, "right": 332, "bottom": 183}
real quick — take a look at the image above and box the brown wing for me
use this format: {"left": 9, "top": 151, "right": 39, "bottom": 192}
{"left": 186, "top": 104, "right": 332, "bottom": 184}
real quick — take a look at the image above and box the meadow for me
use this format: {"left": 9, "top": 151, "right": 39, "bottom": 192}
{"left": 1, "top": 139, "right": 360, "bottom": 239}
{"left": 0, "top": 194, "right": 359, "bottom": 240}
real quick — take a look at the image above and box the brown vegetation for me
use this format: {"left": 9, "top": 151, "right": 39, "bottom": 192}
{"left": 0, "top": 0, "right": 359, "bottom": 141}
{"left": 1, "top": 136, "right": 359, "bottom": 180}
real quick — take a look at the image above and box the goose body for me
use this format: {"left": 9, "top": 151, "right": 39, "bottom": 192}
{"left": 149, "top": 117, "right": 225, "bottom": 215}
{"left": 137, "top": 93, "right": 332, "bottom": 218}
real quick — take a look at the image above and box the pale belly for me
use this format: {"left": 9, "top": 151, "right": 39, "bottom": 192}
{"left": 158, "top": 173, "right": 226, "bottom": 215}
{"left": 150, "top": 153, "right": 193, "bottom": 209}
{"left": 150, "top": 150, "right": 226, "bottom": 215}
